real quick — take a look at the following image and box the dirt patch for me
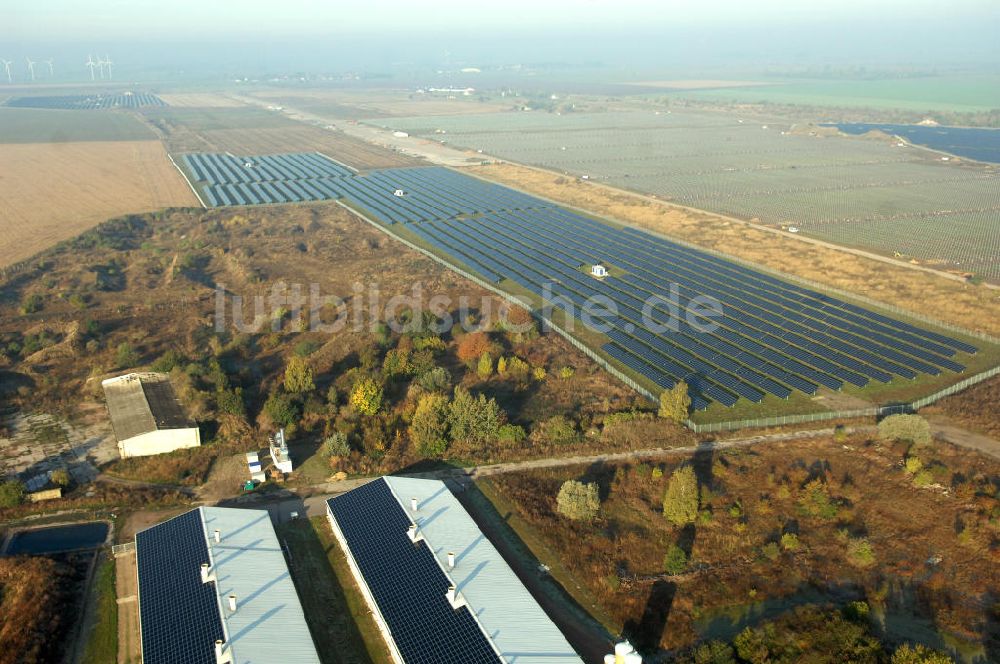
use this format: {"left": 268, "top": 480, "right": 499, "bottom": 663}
{"left": 467, "top": 162, "right": 1000, "bottom": 337}
{"left": 156, "top": 93, "right": 246, "bottom": 108}
{"left": 921, "top": 374, "right": 1000, "bottom": 439}
{"left": 114, "top": 550, "right": 141, "bottom": 664}
{"left": 0, "top": 140, "right": 197, "bottom": 267}
{"left": 0, "top": 411, "right": 114, "bottom": 482}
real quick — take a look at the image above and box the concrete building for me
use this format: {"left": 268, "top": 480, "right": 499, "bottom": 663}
{"left": 102, "top": 373, "right": 200, "bottom": 458}
{"left": 134, "top": 506, "right": 321, "bottom": 664}
{"left": 327, "top": 476, "right": 583, "bottom": 663}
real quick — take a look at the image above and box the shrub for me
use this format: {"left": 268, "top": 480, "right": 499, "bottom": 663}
{"left": 49, "top": 469, "right": 71, "bottom": 488}
{"left": 476, "top": 352, "right": 494, "bottom": 379}
{"left": 533, "top": 366, "right": 547, "bottom": 380}
{"left": 559, "top": 366, "right": 575, "bottom": 379}
{"left": 417, "top": 366, "right": 451, "bottom": 393}
{"left": 538, "top": 415, "right": 578, "bottom": 446}
{"left": 497, "top": 423, "right": 527, "bottom": 446}
{"left": 284, "top": 356, "right": 315, "bottom": 394}
{"left": 382, "top": 348, "right": 413, "bottom": 379}
{"left": 761, "top": 542, "right": 780, "bottom": 561}
{"left": 847, "top": 537, "right": 876, "bottom": 568}
{"left": 503, "top": 356, "right": 531, "bottom": 381}
{"left": 904, "top": 456, "right": 923, "bottom": 474}
{"left": 0, "top": 480, "right": 26, "bottom": 508}
{"left": 659, "top": 381, "right": 691, "bottom": 422}
{"left": 115, "top": 342, "right": 139, "bottom": 369}
{"left": 216, "top": 387, "right": 246, "bottom": 417}
{"left": 780, "top": 532, "right": 800, "bottom": 551}
{"left": 556, "top": 480, "right": 600, "bottom": 521}
{"left": 413, "top": 335, "right": 447, "bottom": 353}
{"left": 687, "top": 641, "right": 736, "bottom": 664}
{"left": 350, "top": 377, "right": 383, "bottom": 416}
{"left": 844, "top": 601, "right": 870, "bottom": 622}
{"left": 151, "top": 349, "right": 185, "bottom": 373}
{"left": 323, "top": 432, "right": 351, "bottom": 458}
{"left": 878, "top": 414, "right": 932, "bottom": 446}
{"left": 663, "top": 543, "right": 689, "bottom": 573}
{"left": 263, "top": 392, "right": 300, "bottom": 428}
{"left": 891, "top": 644, "right": 953, "bottom": 664}
{"left": 663, "top": 465, "right": 699, "bottom": 525}
{"left": 293, "top": 339, "right": 322, "bottom": 357}
{"left": 797, "top": 479, "right": 839, "bottom": 520}
{"left": 410, "top": 394, "right": 451, "bottom": 457}
{"left": 913, "top": 470, "right": 935, "bottom": 487}
{"left": 448, "top": 387, "right": 505, "bottom": 446}
{"left": 372, "top": 321, "right": 392, "bottom": 347}
{"left": 20, "top": 293, "right": 43, "bottom": 314}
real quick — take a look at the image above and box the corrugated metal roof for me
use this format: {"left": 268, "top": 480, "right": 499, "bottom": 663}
{"left": 200, "top": 507, "right": 321, "bottom": 664}
{"left": 102, "top": 373, "right": 194, "bottom": 441}
{"left": 382, "top": 476, "right": 582, "bottom": 664}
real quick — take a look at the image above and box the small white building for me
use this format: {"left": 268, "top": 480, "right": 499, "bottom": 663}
{"left": 591, "top": 264, "right": 608, "bottom": 278}
{"left": 393, "top": 188, "right": 406, "bottom": 197}
{"left": 102, "top": 373, "right": 200, "bottom": 458}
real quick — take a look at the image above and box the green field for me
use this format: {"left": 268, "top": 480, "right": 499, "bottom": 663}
{"left": 680, "top": 75, "right": 1000, "bottom": 113}
{"left": 0, "top": 107, "right": 155, "bottom": 143}
{"left": 379, "top": 110, "right": 1000, "bottom": 282}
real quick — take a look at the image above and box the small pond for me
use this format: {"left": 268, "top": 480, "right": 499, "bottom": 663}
{"left": 4, "top": 522, "right": 109, "bottom": 556}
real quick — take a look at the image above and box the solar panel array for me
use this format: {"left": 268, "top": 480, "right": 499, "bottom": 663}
{"left": 183, "top": 155, "right": 979, "bottom": 409}
{"left": 135, "top": 509, "right": 223, "bottom": 664}
{"left": 5, "top": 92, "right": 166, "bottom": 110}
{"left": 327, "top": 480, "right": 503, "bottom": 664}
{"left": 183, "top": 154, "right": 554, "bottom": 218}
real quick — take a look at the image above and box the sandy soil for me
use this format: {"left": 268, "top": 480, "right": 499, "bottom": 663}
{"left": 467, "top": 162, "right": 1000, "bottom": 338}
{"left": 0, "top": 140, "right": 198, "bottom": 266}
{"left": 156, "top": 93, "right": 246, "bottom": 108}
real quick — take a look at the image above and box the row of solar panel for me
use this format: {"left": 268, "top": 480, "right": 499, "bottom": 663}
{"left": 494, "top": 206, "right": 972, "bottom": 369}
{"left": 407, "top": 210, "right": 974, "bottom": 408}
{"left": 6, "top": 92, "right": 166, "bottom": 110}
{"left": 183, "top": 152, "right": 352, "bottom": 185}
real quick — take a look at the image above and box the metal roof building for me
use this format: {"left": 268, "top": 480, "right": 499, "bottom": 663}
{"left": 135, "top": 506, "right": 321, "bottom": 664}
{"left": 326, "top": 476, "right": 583, "bottom": 664}
{"left": 102, "top": 372, "right": 201, "bottom": 458}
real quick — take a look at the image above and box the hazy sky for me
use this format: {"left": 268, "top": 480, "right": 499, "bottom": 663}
{"left": 9, "top": 0, "right": 999, "bottom": 39}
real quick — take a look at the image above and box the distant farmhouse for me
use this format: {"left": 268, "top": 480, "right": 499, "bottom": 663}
{"left": 134, "top": 506, "right": 320, "bottom": 664}
{"left": 102, "top": 372, "right": 200, "bottom": 458}
{"left": 327, "top": 476, "right": 583, "bottom": 663}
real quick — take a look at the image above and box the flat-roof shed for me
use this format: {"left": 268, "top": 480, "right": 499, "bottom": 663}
{"left": 326, "top": 476, "right": 583, "bottom": 664}
{"left": 102, "top": 372, "right": 200, "bottom": 458}
{"left": 134, "top": 506, "right": 320, "bottom": 664}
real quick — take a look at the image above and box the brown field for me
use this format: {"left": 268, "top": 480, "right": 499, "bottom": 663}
{"left": 0, "top": 140, "right": 198, "bottom": 267}
{"left": 155, "top": 93, "right": 246, "bottom": 108}
{"left": 249, "top": 88, "right": 512, "bottom": 117}
{"left": 201, "top": 125, "right": 424, "bottom": 169}
{"left": 484, "top": 433, "right": 1000, "bottom": 655}
{"left": 468, "top": 162, "right": 1000, "bottom": 337}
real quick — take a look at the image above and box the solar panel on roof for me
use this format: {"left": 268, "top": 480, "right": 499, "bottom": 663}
{"left": 136, "top": 510, "right": 223, "bottom": 664}
{"left": 327, "top": 480, "right": 503, "bottom": 664}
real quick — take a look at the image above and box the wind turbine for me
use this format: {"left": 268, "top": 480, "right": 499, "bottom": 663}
{"left": 85, "top": 54, "right": 96, "bottom": 80}
{"left": 104, "top": 54, "right": 113, "bottom": 80}
{"left": 1, "top": 60, "right": 12, "bottom": 84}
{"left": 96, "top": 56, "right": 105, "bottom": 79}
{"left": 45, "top": 58, "right": 53, "bottom": 77}
{"left": 25, "top": 57, "right": 36, "bottom": 82}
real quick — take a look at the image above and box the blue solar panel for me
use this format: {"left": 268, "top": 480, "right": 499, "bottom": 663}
{"left": 136, "top": 509, "right": 223, "bottom": 664}
{"left": 327, "top": 480, "right": 502, "bottom": 664}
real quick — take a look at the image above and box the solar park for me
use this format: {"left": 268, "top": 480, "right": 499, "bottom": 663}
{"left": 179, "top": 152, "right": 984, "bottom": 412}
{"left": 4, "top": 91, "right": 166, "bottom": 110}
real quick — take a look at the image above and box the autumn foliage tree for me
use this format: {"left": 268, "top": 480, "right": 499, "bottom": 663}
{"left": 456, "top": 331, "right": 492, "bottom": 364}
{"left": 410, "top": 393, "right": 451, "bottom": 457}
{"left": 659, "top": 381, "right": 691, "bottom": 423}
{"left": 663, "top": 465, "right": 699, "bottom": 525}
{"left": 283, "top": 356, "right": 315, "bottom": 394}
{"left": 350, "top": 377, "right": 383, "bottom": 416}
